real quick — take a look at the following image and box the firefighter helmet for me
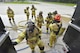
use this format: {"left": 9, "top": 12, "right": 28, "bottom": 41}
{"left": 53, "top": 10, "right": 58, "bottom": 15}
{"left": 48, "top": 12, "right": 52, "bottom": 15}
{"left": 39, "top": 11, "right": 43, "bottom": 15}
{"left": 26, "top": 19, "right": 35, "bottom": 32}
{"left": 54, "top": 14, "right": 61, "bottom": 21}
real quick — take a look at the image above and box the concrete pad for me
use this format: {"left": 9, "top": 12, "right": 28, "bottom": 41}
{"left": 0, "top": 2, "right": 74, "bottom": 53}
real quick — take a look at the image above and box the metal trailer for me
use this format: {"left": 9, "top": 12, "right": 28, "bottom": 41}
{"left": 63, "top": 1, "right": 80, "bottom": 53}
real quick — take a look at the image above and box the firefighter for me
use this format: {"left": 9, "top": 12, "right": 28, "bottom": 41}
{"left": 24, "top": 7, "right": 30, "bottom": 20}
{"left": 48, "top": 12, "right": 62, "bottom": 47}
{"left": 31, "top": 5, "right": 37, "bottom": 19}
{"left": 12, "top": 20, "right": 45, "bottom": 53}
{"left": 45, "top": 12, "right": 52, "bottom": 33}
{"left": 7, "top": 7, "right": 15, "bottom": 24}
{"left": 36, "top": 11, "right": 44, "bottom": 28}
{"left": 52, "top": 11, "right": 66, "bottom": 36}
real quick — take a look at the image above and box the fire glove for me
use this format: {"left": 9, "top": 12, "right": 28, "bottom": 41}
{"left": 12, "top": 42, "right": 18, "bottom": 45}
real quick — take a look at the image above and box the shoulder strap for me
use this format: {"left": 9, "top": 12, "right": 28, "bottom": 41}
{"left": 25, "top": 29, "right": 29, "bottom": 40}
{"left": 55, "top": 23, "right": 62, "bottom": 35}
{"left": 35, "top": 26, "right": 40, "bottom": 31}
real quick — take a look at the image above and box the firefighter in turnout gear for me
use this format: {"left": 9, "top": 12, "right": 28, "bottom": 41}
{"left": 36, "top": 11, "right": 44, "bottom": 28}
{"left": 48, "top": 12, "right": 62, "bottom": 47}
{"left": 12, "top": 20, "right": 45, "bottom": 53}
{"left": 7, "top": 7, "right": 15, "bottom": 24}
{"left": 24, "top": 7, "right": 30, "bottom": 20}
{"left": 45, "top": 12, "right": 53, "bottom": 33}
{"left": 31, "top": 5, "right": 37, "bottom": 19}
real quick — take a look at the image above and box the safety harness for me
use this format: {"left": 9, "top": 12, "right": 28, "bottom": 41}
{"left": 53, "top": 22, "right": 62, "bottom": 35}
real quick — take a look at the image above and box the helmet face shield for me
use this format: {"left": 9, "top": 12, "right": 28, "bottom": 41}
{"left": 27, "top": 20, "right": 35, "bottom": 32}
{"left": 28, "top": 23, "right": 34, "bottom": 29}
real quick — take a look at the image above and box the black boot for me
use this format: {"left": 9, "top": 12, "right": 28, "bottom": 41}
{"left": 41, "top": 51, "right": 45, "bottom": 53}
{"left": 32, "top": 16, "right": 33, "bottom": 19}
{"left": 48, "top": 43, "right": 52, "bottom": 48}
{"left": 9, "top": 21, "right": 13, "bottom": 26}
{"left": 46, "top": 28, "right": 48, "bottom": 33}
{"left": 32, "top": 50, "right": 35, "bottom": 53}
{"left": 39, "top": 47, "right": 45, "bottom": 53}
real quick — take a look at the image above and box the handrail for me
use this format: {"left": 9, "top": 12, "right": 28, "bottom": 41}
{"left": 69, "top": 21, "right": 80, "bottom": 32}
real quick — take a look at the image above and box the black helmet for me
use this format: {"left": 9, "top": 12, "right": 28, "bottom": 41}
{"left": 32, "top": 5, "right": 34, "bottom": 8}
{"left": 53, "top": 10, "right": 58, "bottom": 15}
{"left": 26, "top": 7, "right": 29, "bottom": 9}
{"left": 8, "top": 7, "right": 11, "bottom": 10}
{"left": 39, "top": 11, "right": 43, "bottom": 15}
